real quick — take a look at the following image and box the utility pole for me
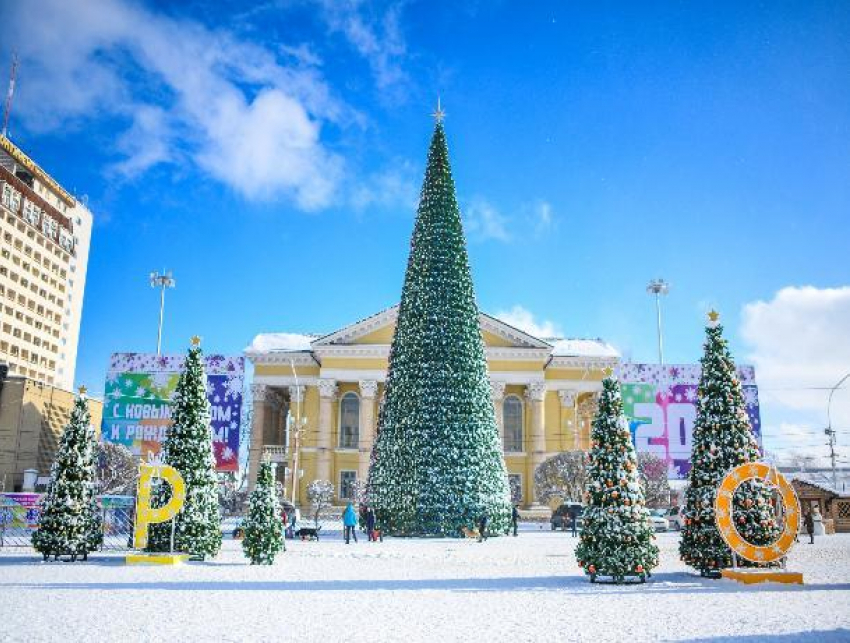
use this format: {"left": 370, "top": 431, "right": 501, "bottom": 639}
{"left": 2, "top": 52, "right": 18, "bottom": 138}
{"left": 646, "top": 279, "right": 670, "bottom": 365}
{"left": 826, "top": 372, "right": 849, "bottom": 490}
{"left": 150, "top": 271, "right": 175, "bottom": 355}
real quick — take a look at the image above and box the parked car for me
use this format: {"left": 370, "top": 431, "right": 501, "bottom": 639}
{"left": 550, "top": 503, "right": 583, "bottom": 531}
{"left": 666, "top": 506, "right": 685, "bottom": 531}
{"left": 648, "top": 508, "right": 670, "bottom": 532}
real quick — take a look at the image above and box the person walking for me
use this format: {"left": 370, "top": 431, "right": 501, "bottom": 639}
{"left": 365, "top": 506, "right": 377, "bottom": 542}
{"left": 511, "top": 505, "right": 520, "bottom": 537}
{"left": 478, "top": 512, "right": 489, "bottom": 543}
{"left": 804, "top": 508, "right": 815, "bottom": 545}
{"left": 343, "top": 502, "right": 358, "bottom": 544}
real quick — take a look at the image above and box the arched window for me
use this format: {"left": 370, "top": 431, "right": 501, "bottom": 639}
{"left": 503, "top": 395, "right": 523, "bottom": 452}
{"left": 339, "top": 392, "right": 360, "bottom": 449}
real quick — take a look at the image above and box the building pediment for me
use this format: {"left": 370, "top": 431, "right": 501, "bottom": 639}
{"left": 309, "top": 304, "right": 553, "bottom": 351}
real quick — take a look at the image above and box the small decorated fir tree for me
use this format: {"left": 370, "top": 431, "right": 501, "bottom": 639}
{"left": 575, "top": 377, "right": 659, "bottom": 582}
{"left": 32, "top": 388, "right": 103, "bottom": 561}
{"left": 680, "top": 311, "right": 780, "bottom": 575}
{"left": 368, "top": 111, "right": 511, "bottom": 536}
{"left": 242, "top": 460, "right": 284, "bottom": 565}
{"left": 147, "top": 337, "right": 222, "bottom": 558}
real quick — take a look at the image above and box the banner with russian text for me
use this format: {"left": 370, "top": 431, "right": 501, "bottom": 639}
{"left": 616, "top": 363, "right": 761, "bottom": 480}
{"left": 101, "top": 353, "right": 243, "bottom": 472}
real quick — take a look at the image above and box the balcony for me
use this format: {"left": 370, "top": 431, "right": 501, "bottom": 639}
{"left": 262, "top": 445, "right": 289, "bottom": 463}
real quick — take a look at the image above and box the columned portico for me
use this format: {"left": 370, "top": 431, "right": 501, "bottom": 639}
{"left": 245, "top": 304, "right": 618, "bottom": 506}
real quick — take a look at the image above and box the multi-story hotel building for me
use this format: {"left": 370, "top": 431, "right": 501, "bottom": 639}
{"left": 245, "top": 305, "right": 619, "bottom": 507}
{"left": 0, "top": 135, "right": 93, "bottom": 391}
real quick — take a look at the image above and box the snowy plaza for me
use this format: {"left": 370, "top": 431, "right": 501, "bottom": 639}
{"left": 2, "top": 528, "right": 849, "bottom": 642}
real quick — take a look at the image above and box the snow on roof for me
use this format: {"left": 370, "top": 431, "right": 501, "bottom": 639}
{"left": 547, "top": 338, "right": 620, "bottom": 359}
{"left": 245, "top": 332, "right": 318, "bottom": 353}
{"left": 787, "top": 470, "right": 850, "bottom": 497}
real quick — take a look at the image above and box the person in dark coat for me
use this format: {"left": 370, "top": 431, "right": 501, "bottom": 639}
{"left": 804, "top": 509, "right": 815, "bottom": 544}
{"left": 511, "top": 505, "right": 520, "bottom": 537}
{"left": 478, "top": 512, "right": 489, "bottom": 543}
{"left": 569, "top": 508, "right": 578, "bottom": 537}
{"left": 365, "top": 506, "right": 377, "bottom": 541}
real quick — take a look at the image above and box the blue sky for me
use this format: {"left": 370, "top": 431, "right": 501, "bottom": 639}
{"left": 2, "top": 1, "right": 849, "bottom": 465}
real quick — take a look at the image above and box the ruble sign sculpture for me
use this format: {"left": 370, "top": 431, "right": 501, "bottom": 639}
{"left": 126, "top": 463, "right": 187, "bottom": 565}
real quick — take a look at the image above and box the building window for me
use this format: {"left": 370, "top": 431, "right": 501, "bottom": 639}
{"left": 339, "top": 392, "right": 360, "bottom": 449}
{"left": 503, "top": 395, "right": 523, "bottom": 452}
{"left": 508, "top": 474, "right": 523, "bottom": 504}
{"left": 339, "top": 470, "right": 357, "bottom": 500}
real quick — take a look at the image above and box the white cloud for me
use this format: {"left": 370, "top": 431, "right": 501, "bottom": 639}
{"left": 1, "top": 0, "right": 346, "bottom": 209}
{"left": 741, "top": 285, "right": 850, "bottom": 468}
{"left": 494, "top": 305, "right": 563, "bottom": 339}
{"left": 314, "top": 0, "right": 408, "bottom": 92}
{"left": 464, "top": 198, "right": 510, "bottom": 242}
{"left": 350, "top": 161, "right": 419, "bottom": 212}
{"left": 533, "top": 200, "right": 554, "bottom": 234}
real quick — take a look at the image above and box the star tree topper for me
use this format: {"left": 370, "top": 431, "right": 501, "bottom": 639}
{"left": 431, "top": 97, "right": 446, "bottom": 123}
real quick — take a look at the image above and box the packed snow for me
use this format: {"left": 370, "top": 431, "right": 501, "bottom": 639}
{"left": 1, "top": 527, "right": 849, "bottom": 642}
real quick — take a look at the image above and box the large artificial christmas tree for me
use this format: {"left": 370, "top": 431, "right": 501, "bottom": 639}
{"left": 368, "top": 112, "right": 511, "bottom": 536}
{"left": 32, "top": 388, "right": 103, "bottom": 561}
{"left": 148, "top": 337, "right": 222, "bottom": 558}
{"left": 576, "top": 377, "right": 659, "bottom": 582}
{"left": 680, "top": 311, "right": 780, "bottom": 575}
{"left": 242, "top": 460, "right": 284, "bottom": 565}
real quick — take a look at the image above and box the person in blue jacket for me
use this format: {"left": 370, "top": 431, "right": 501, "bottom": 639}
{"left": 343, "top": 502, "right": 358, "bottom": 544}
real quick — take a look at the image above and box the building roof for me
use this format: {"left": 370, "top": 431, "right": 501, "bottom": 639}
{"left": 245, "top": 305, "right": 620, "bottom": 362}
{"left": 0, "top": 135, "right": 76, "bottom": 208}
{"left": 785, "top": 470, "right": 850, "bottom": 497}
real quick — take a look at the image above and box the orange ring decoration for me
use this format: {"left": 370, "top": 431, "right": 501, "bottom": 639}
{"left": 714, "top": 462, "right": 800, "bottom": 564}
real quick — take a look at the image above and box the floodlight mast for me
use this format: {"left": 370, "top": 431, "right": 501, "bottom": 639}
{"left": 150, "top": 270, "right": 176, "bottom": 355}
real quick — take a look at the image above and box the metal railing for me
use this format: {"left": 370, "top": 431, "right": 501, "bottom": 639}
{"left": 0, "top": 495, "right": 135, "bottom": 550}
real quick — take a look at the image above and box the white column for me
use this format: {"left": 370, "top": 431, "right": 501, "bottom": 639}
{"left": 525, "top": 382, "right": 547, "bottom": 507}
{"left": 558, "top": 389, "right": 578, "bottom": 451}
{"left": 247, "top": 384, "right": 268, "bottom": 493}
{"left": 358, "top": 380, "right": 378, "bottom": 482}
{"left": 316, "top": 379, "right": 338, "bottom": 482}
{"left": 287, "top": 384, "right": 305, "bottom": 505}
{"left": 490, "top": 380, "right": 506, "bottom": 448}
{"left": 578, "top": 393, "right": 600, "bottom": 450}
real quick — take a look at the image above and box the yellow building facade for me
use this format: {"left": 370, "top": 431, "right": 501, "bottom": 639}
{"left": 245, "top": 305, "right": 618, "bottom": 507}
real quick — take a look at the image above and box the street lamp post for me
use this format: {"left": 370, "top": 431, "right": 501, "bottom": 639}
{"left": 150, "top": 270, "right": 176, "bottom": 355}
{"left": 826, "top": 372, "right": 849, "bottom": 490}
{"left": 646, "top": 279, "right": 670, "bottom": 365}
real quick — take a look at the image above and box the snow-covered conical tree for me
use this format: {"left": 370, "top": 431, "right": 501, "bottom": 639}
{"left": 680, "top": 311, "right": 780, "bottom": 575}
{"left": 576, "top": 377, "right": 659, "bottom": 582}
{"left": 32, "top": 388, "right": 103, "bottom": 561}
{"left": 147, "top": 337, "right": 222, "bottom": 558}
{"left": 242, "top": 460, "right": 284, "bottom": 565}
{"left": 368, "top": 113, "right": 511, "bottom": 536}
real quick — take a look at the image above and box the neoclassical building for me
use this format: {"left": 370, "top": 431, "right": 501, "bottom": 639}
{"left": 245, "top": 305, "right": 618, "bottom": 507}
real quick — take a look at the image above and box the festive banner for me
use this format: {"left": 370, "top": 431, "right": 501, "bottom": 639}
{"left": 0, "top": 493, "right": 42, "bottom": 534}
{"left": 102, "top": 353, "right": 244, "bottom": 472}
{"left": 616, "top": 363, "right": 761, "bottom": 480}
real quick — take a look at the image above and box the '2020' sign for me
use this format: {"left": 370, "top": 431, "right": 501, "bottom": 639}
{"left": 618, "top": 363, "right": 762, "bottom": 480}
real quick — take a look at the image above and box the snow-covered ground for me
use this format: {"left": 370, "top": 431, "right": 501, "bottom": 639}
{"left": 2, "top": 526, "right": 849, "bottom": 642}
